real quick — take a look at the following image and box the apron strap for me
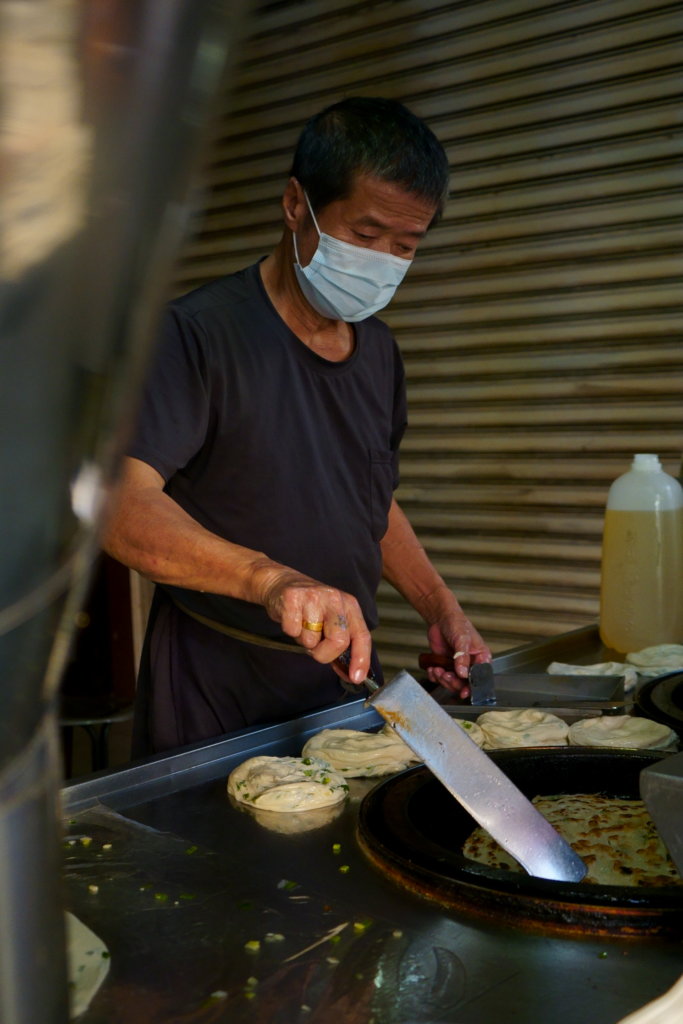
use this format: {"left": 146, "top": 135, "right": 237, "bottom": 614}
{"left": 171, "top": 596, "right": 307, "bottom": 654}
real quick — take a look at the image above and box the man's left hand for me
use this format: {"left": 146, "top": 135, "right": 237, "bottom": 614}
{"left": 423, "top": 619, "right": 492, "bottom": 698}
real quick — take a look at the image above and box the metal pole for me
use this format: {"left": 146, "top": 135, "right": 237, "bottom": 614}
{"left": 0, "top": 1, "right": 250, "bottom": 1018}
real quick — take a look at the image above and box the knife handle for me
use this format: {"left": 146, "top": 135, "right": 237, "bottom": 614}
{"left": 418, "top": 653, "right": 455, "bottom": 669}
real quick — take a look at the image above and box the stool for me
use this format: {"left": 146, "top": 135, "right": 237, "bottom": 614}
{"left": 60, "top": 694, "right": 134, "bottom": 775}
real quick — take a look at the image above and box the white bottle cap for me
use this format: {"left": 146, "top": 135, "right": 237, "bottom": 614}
{"left": 632, "top": 453, "right": 662, "bottom": 471}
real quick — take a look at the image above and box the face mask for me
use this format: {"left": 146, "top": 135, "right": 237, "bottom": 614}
{"left": 292, "top": 191, "right": 411, "bottom": 322}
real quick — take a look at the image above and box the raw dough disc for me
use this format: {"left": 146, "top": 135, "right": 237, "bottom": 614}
{"left": 450, "top": 719, "right": 486, "bottom": 748}
{"left": 568, "top": 715, "right": 678, "bottom": 750}
{"left": 302, "top": 727, "right": 419, "bottom": 777}
{"left": 227, "top": 755, "right": 348, "bottom": 811}
{"left": 66, "top": 911, "right": 110, "bottom": 1019}
{"left": 476, "top": 708, "right": 569, "bottom": 748}
{"left": 626, "top": 644, "right": 683, "bottom": 674}
{"left": 547, "top": 660, "right": 638, "bottom": 693}
{"left": 236, "top": 800, "right": 345, "bottom": 835}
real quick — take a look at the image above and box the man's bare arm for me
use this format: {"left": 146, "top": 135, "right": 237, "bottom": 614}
{"left": 380, "top": 498, "right": 491, "bottom": 693}
{"left": 102, "top": 457, "right": 371, "bottom": 682}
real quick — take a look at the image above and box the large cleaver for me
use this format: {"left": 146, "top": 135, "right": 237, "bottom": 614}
{"left": 362, "top": 669, "right": 587, "bottom": 883}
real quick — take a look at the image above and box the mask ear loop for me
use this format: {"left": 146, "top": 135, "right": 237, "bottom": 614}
{"left": 303, "top": 190, "right": 322, "bottom": 235}
{"left": 292, "top": 188, "right": 321, "bottom": 267}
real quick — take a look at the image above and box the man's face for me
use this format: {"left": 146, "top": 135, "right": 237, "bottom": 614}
{"left": 295, "top": 173, "right": 437, "bottom": 268}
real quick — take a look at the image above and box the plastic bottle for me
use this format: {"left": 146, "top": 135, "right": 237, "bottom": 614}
{"left": 599, "top": 454, "right": 683, "bottom": 653}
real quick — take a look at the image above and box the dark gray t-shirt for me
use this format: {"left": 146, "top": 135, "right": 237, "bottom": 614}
{"left": 128, "top": 260, "right": 407, "bottom": 751}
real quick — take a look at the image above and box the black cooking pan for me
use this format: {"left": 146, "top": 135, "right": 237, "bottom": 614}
{"left": 635, "top": 672, "right": 683, "bottom": 739}
{"left": 357, "top": 748, "right": 683, "bottom": 938}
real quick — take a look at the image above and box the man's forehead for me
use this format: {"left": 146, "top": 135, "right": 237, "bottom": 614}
{"left": 336, "top": 174, "right": 436, "bottom": 231}
{"left": 351, "top": 210, "right": 428, "bottom": 240}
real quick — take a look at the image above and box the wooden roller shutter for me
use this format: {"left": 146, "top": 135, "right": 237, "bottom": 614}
{"left": 173, "top": 0, "right": 683, "bottom": 673}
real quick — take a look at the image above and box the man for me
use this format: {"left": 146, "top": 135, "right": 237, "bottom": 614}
{"left": 103, "top": 96, "right": 491, "bottom": 755}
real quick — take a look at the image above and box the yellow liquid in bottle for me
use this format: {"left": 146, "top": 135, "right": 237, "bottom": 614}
{"left": 599, "top": 507, "right": 683, "bottom": 653}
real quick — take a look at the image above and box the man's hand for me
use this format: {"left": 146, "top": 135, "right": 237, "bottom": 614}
{"left": 423, "top": 619, "right": 492, "bottom": 699}
{"left": 258, "top": 568, "right": 372, "bottom": 685}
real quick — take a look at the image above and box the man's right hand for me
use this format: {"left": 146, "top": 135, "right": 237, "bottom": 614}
{"left": 258, "top": 567, "right": 372, "bottom": 685}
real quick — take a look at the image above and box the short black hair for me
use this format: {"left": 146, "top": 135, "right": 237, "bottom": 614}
{"left": 290, "top": 96, "right": 450, "bottom": 225}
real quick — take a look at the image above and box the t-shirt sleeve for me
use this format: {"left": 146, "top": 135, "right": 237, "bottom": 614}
{"left": 127, "top": 305, "right": 212, "bottom": 482}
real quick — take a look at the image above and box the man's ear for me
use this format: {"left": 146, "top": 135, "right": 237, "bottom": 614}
{"left": 282, "top": 177, "right": 306, "bottom": 232}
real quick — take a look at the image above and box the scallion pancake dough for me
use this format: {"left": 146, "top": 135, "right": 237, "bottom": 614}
{"left": 450, "top": 719, "right": 487, "bottom": 748}
{"left": 568, "top": 715, "right": 678, "bottom": 750}
{"left": 476, "top": 709, "right": 569, "bottom": 748}
{"left": 547, "top": 659, "right": 638, "bottom": 693}
{"left": 626, "top": 644, "right": 683, "bottom": 676}
{"left": 302, "top": 727, "right": 420, "bottom": 777}
{"left": 66, "top": 912, "right": 110, "bottom": 1019}
{"left": 463, "top": 794, "right": 682, "bottom": 887}
{"left": 227, "top": 755, "right": 348, "bottom": 811}
{"left": 240, "top": 801, "right": 345, "bottom": 835}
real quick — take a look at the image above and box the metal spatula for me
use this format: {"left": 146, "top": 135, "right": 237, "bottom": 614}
{"left": 639, "top": 752, "right": 683, "bottom": 875}
{"left": 363, "top": 669, "right": 587, "bottom": 883}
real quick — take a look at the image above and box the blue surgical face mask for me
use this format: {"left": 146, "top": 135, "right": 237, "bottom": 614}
{"left": 292, "top": 191, "right": 412, "bottom": 322}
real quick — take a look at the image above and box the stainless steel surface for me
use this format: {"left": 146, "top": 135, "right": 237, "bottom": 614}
{"left": 476, "top": 672, "right": 625, "bottom": 704}
{"left": 439, "top": 702, "right": 627, "bottom": 721}
{"left": 61, "top": 690, "right": 683, "bottom": 1024}
{"left": 0, "top": 3, "right": 250, "bottom": 1021}
{"left": 490, "top": 623, "right": 618, "bottom": 673}
{"left": 369, "top": 670, "right": 586, "bottom": 883}
{"left": 640, "top": 751, "right": 683, "bottom": 875}
{"left": 467, "top": 661, "right": 626, "bottom": 709}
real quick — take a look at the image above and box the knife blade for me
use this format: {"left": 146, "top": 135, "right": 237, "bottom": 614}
{"left": 364, "top": 669, "right": 587, "bottom": 883}
{"left": 436, "top": 702, "right": 629, "bottom": 721}
{"left": 418, "top": 653, "right": 625, "bottom": 706}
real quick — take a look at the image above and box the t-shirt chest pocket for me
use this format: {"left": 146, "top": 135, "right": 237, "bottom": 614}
{"left": 369, "top": 448, "right": 395, "bottom": 541}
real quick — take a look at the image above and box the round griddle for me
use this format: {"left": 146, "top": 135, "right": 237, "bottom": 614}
{"left": 357, "top": 748, "right": 683, "bottom": 938}
{"left": 635, "top": 672, "right": 683, "bottom": 739}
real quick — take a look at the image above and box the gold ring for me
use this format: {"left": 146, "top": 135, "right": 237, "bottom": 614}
{"left": 302, "top": 620, "right": 324, "bottom": 633}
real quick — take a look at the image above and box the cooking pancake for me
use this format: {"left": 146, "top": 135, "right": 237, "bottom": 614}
{"left": 463, "top": 793, "right": 682, "bottom": 887}
{"left": 227, "top": 755, "right": 348, "bottom": 811}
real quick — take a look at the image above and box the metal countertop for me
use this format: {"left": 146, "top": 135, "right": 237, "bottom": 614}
{"left": 63, "top": 626, "right": 683, "bottom": 1023}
